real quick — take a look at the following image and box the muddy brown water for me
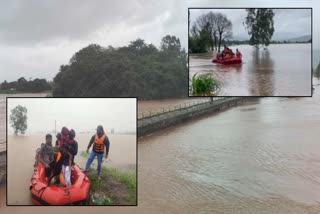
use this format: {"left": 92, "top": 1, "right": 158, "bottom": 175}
{"left": 0, "top": 93, "right": 48, "bottom": 150}
{"left": 138, "top": 98, "right": 210, "bottom": 115}
{"left": 6, "top": 134, "right": 136, "bottom": 205}
{"left": 2, "top": 81, "right": 320, "bottom": 212}
{"left": 189, "top": 44, "right": 312, "bottom": 96}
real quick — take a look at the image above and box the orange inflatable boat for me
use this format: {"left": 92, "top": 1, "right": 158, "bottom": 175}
{"left": 29, "top": 162, "right": 90, "bottom": 205}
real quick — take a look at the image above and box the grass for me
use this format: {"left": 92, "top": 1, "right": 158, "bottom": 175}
{"left": 87, "top": 166, "right": 136, "bottom": 205}
{"left": 79, "top": 150, "right": 89, "bottom": 158}
{"left": 190, "top": 73, "right": 222, "bottom": 96}
{"left": 79, "top": 150, "right": 136, "bottom": 205}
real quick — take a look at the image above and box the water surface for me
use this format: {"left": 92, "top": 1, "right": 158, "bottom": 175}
{"left": 189, "top": 44, "right": 311, "bottom": 96}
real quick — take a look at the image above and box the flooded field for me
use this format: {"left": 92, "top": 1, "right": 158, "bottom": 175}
{"left": 7, "top": 134, "right": 136, "bottom": 205}
{"left": 189, "top": 44, "right": 311, "bottom": 96}
{"left": 0, "top": 93, "right": 48, "bottom": 151}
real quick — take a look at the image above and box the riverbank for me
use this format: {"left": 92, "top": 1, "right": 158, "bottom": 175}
{"left": 87, "top": 167, "right": 136, "bottom": 205}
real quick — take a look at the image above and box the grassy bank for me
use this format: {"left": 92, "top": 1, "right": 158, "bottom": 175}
{"left": 80, "top": 151, "right": 136, "bottom": 205}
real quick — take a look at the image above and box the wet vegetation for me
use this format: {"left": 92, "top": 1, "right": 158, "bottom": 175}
{"left": 79, "top": 151, "right": 136, "bottom": 205}
{"left": 53, "top": 35, "right": 187, "bottom": 100}
{"left": 87, "top": 167, "right": 136, "bottom": 205}
{"left": 190, "top": 73, "right": 222, "bottom": 96}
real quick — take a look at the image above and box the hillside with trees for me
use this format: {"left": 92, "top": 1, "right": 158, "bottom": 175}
{"left": 53, "top": 35, "right": 187, "bottom": 99}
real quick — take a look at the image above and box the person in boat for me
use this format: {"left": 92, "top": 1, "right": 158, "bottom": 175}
{"left": 236, "top": 49, "right": 242, "bottom": 59}
{"left": 68, "top": 129, "right": 78, "bottom": 165}
{"left": 59, "top": 143, "right": 73, "bottom": 195}
{"left": 229, "top": 49, "right": 235, "bottom": 58}
{"left": 84, "top": 125, "right": 110, "bottom": 179}
{"left": 55, "top": 132, "right": 61, "bottom": 146}
{"left": 38, "top": 134, "right": 55, "bottom": 178}
{"left": 222, "top": 45, "right": 233, "bottom": 59}
{"left": 58, "top": 127, "right": 69, "bottom": 147}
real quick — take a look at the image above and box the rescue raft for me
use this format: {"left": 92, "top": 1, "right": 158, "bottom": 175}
{"left": 29, "top": 162, "right": 90, "bottom": 205}
{"left": 212, "top": 58, "right": 242, "bottom": 65}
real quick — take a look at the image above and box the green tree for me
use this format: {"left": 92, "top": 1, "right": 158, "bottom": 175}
{"left": 53, "top": 35, "right": 187, "bottom": 100}
{"left": 189, "top": 12, "right": 232, "bottom": 53}
{"left": 10, "top": 105, "right": 28, "bottom": 135}
{"left": 244, "top": 9, "right": 275, "bottom": 48}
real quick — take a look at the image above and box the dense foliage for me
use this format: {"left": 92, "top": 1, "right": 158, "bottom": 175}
{"left": 244, "top": 9, "right": 275, "bottom": 48}
{"left": 0, "top": 77, "right": 51, "bottom": 93}
{"left": 53, "top": 35, "right": 187, "bottom": 99}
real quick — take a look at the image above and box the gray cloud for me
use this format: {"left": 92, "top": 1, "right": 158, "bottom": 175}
{"left": 190, "top": 8, "right": 311, "bottom": 41}
{"left": 0, "top": 0, "right": 188, "bottom": 82}
{"left": 1, "top": 0, "right": 319, "bottom": 82}
{"left": 0, "top": 0, "right": 187, "bottom": 46}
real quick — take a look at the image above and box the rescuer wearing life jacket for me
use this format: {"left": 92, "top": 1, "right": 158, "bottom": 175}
{"left": 236, "top": 49, "right": 242, "bottom": 59}
{"left": 84, "top": 125, "right": 110, "bottom": 179}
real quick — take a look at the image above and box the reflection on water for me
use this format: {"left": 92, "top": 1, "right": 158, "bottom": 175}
{"left": 248, "top": 48, "right": 275, "bottom": 95}
{"left": 189, "top": 44, "right": 311, "bottom": 96}
{"left": 7, "top": 134, "right": 136, "bottom": 205}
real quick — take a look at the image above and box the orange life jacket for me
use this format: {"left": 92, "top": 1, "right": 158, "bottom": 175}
{"left": 93, "top": 133, "right": 106, "bottom": 153}
{"left": 225, "top": 53, "right": 231, "bottom": 59}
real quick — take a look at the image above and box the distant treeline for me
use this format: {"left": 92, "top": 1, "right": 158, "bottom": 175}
{"left": 225, "top": 39, "right": 312, "bottom": 46}
{"left": 0, "top": 77, "right": 52, "bottom": 93}
{"left": 53, "top": 35, "right": 187, "bottom": 99}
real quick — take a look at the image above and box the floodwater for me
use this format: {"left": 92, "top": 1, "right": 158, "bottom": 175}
{"left": 0, "top": 93, "right": 48, "bottom": 151}
{"left": 189, "top": 44, "right": 312, "bottom": 96}
{"left": 135, "top": 78, "right": 320, "bottom": 213}
{"left": 7, "top": 134, "right": 136, "bottom": 205}
{"left": 2, "top": 81, "right": 320, "bottom": 212}
{"left": 138, "top": 98, "right": 210, "bottom": 115}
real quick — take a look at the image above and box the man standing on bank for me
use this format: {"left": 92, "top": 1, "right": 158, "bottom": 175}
{"left": 84, "top": 125, "right": 110, "bottom": 179}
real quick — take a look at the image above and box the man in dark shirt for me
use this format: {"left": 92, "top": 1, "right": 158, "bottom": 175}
{"left": 84, "top": 125, "right": 110, "bottom": 179}
{"left": 38, "top": 134, "right": 54, "bottom": 178}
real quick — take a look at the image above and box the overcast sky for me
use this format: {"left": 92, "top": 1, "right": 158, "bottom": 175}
{"left": 190, "top": 9, "right": 311, "bottom": 41}
{"left": 0, "top": 0, "right": 319, "bottom": 82}
{"left": 7, "top": 98, "right": 136, "bottom": 133}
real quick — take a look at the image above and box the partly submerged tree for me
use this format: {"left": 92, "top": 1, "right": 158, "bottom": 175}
{"left": 216, "top": 13, "right": 232, "bottom": 52}
{"left": 244, "top": 9, "right": 275, "bottom": 48}
{"left": 10, "top": 105, "right": 28, "bottom": 135}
